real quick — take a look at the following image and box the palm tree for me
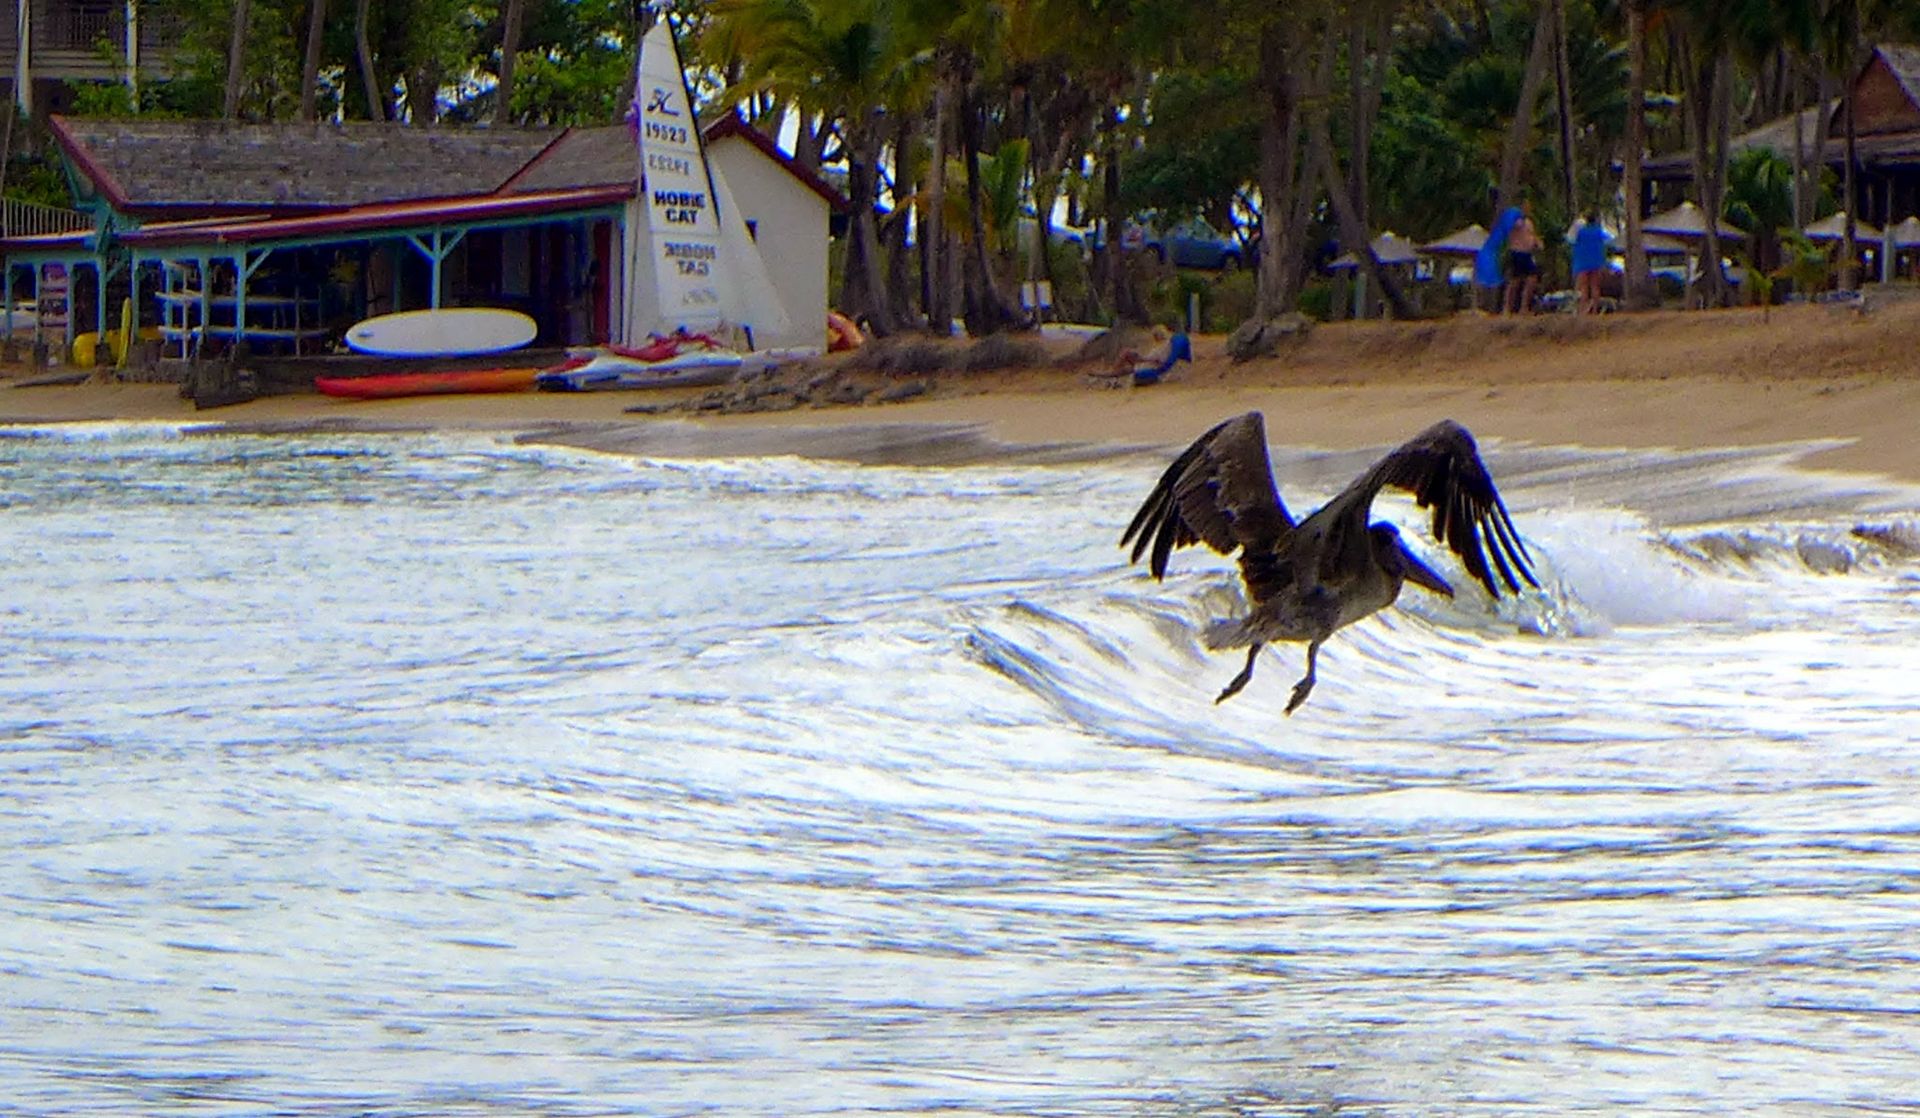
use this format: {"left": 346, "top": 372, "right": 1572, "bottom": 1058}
{"left": 1621, "top": 0, "right": 1653, "bottom": 307}
{"left": 497, "top": 0, "right": 527, "bottom": 124}
{"left": 708, "top": 0, "right": 926, "bottom": 333}
{"left": 355, "top": 0, "right": 385, "bottom": 120}
{"left": 300, "top": 0, "right": 328, "bottom": 121}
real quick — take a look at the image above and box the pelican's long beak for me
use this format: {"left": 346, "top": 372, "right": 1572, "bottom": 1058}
{"left": 1398, "top": 543, "right": 1455, "bottom": 597}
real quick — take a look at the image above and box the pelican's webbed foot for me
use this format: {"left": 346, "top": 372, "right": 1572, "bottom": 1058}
{"left": 1283, "top": 639, "right": 1323, "bottom": 715}
{"left": 1215, "top": 643, "right": 1262, "bottom": 704}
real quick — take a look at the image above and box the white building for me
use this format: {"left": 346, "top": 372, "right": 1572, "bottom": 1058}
{"left": 503, "top": 115, "right": 845, "bottom": 353}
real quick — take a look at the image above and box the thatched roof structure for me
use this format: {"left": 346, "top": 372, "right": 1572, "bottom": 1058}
{"left": 1419, "top": 223, "right": 1487, "bottom": 256}
{"left": 1329, "top": 231, "right": 1419, "bottom": 269}
{"left": 1644, "top": 202, "right": 1746, "bottom": 240}
{"left": 1802, "top": 212, "right": 1882, "bottom": 241}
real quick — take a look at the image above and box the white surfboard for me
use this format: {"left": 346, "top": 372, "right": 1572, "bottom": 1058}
{"left": 344, "top": 308, "right": 537, "bottom": 357}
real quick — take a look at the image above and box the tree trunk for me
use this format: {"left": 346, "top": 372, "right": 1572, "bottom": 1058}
{"left": 407, "top": 64, "right": 440, "bottom": 125}
{"left": 496, "top": 0, "right": 525, "bottom": 125}
{"left": 1346, "top": 8, "right": 1370, "bottom": 232}
{"left": 1791, "top": 69, "right": 1808, "bottom": 229}
{"left": 1497, "top": 1, "right": 1557, "bottom": 209}
{"left": 299, "top": 0, "right": 327, "bottom": 122}
{"left": 224, "top": 0, "right": 250, "bottom": 120}
{"left": 1623, "top": 0, "right": 1651, "bottom": 308}
{"left": 841, "top": 117, "right": 896, "bottom": 335}
{"left": 1097, "top": 100, "right": 1144, "bottom": 324}
{"left": 884, "top": 112, "right": 919, "bottom": 322}
{"left": 1551, "top": 0, "right": 1576, "bottom": 216}
{"left": 925, "top": 61, "right": 953, "bottom": 334}
{"left": 1254, "top": 22, "right": 1306, "bottom": 318}
{"left": 958, "top": 72, "right": 1018, "bottom": 334}
{"left": 1842, "top": 62, "right": 1859, "bottom": 289}
{"left": 1314, "top": 117, "right": 1415, "bottom": 320}
{"left": 1686, "top": 40, "right": 1733, "bottom": 307}
{"left": 355, "top": 0, "right": 384, "bottom": 121}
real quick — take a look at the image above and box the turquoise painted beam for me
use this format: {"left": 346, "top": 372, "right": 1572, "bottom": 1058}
{"left": 404, "top": 228, "right": 469, "bottom": 309}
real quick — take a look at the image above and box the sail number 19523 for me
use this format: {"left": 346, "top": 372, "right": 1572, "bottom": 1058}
{"left": 644, "top": 121, "right": 689, "bottom": 144}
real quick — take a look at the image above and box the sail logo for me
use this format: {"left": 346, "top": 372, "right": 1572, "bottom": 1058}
{"left": 645, "top": 87, "right": 680, "bottom": 116}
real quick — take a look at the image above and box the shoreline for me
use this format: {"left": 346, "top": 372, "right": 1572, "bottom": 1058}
{"left": 6, "top": 300, "right": 1920, "bottom": 479}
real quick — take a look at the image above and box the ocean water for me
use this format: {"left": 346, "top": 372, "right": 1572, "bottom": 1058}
{"left": 4, "top": 421, "right": 1920, "bottom": 1116}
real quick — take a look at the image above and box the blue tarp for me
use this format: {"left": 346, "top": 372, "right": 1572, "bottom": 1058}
{"left": 1475, "top": 206, "right": 1522, "bottom": 288}
{"left": 1133, "top": 333, "right": 1193, "bottom": 386}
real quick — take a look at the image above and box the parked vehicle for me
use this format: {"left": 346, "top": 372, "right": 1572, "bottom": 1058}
{"left": 1144, "top": 218, "right": 1244, "bottom": 271}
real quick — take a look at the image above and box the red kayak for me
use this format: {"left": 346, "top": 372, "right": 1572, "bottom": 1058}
{"left": 314, "top": 367, "right": 540, "bottom": 400}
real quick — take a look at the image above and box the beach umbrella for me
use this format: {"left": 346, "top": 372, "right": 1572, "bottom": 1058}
{"left": 1418, "top": 223, "right": 1487, "bottom": 257}
{"left": 1641, "top": 231, "right": 1692, "bottom": 255}
{"left": 1644, "top": 201, "right": 1746, "bottom": 241}
{"left": 1801, "top": 211, "right": 1882, "bottom": 242}
{"left": 1330, "top": 231, "right": 1420, "bottom": 270}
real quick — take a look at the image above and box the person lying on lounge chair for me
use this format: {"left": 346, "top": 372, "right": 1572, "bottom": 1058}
{"left": 1091, "top": 329, "right": 1193, "bottom": 387}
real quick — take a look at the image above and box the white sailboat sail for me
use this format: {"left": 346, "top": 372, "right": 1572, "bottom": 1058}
{"left": 628, "top": 17, "right": 723, "bottom": 340}
{"left": 624, "top": 16, "right": 791, "bottom": 349}
{"left": 710, "top": 159, "right": 793, "bottom": 344}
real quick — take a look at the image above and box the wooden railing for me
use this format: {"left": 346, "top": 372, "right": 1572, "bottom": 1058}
{"left": 1, "top": 197, "right": 93, "bottom": 239}
{"left": 51, "top": 2, "right": 117, "bottom": 51}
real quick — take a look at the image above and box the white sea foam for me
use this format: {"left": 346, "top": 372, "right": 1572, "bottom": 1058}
{"left": 3, "top": 427, "right": 1920, "bottom": 1115}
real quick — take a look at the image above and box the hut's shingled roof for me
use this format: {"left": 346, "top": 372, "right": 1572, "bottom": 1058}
{"left": 500, "top": 125, "right": 636, "bottom": 194}
{"left": 502, "top": 117, "right": 848, "bottom": 211}
{"left": 1883, "top": 44, "right": 1920, "bottom": 111}
{"left": 48, "top": 116, "right": 562, "bottom": 215}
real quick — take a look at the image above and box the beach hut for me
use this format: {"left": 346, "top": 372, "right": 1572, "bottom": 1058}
{"left": 1643, "top": 203, "right": 1746, "bottom": 303}
{"left": 1802, "top": 211, "right": 1882, "bottom": 241}
{"left": 1644, "top": 201, "right": 1746, "bottom": 241}
{"left": 1889, "top": 215, "right": 1920, "bottom": 280}
{"left": 1417, "top": 223, "right": 1488, "bottom": 257}
{"left": 1327, "top": 232, "right": 1419, "bottom": 319}
{"left": 1328, "top": 231, "right": 1420, "bottom": 269}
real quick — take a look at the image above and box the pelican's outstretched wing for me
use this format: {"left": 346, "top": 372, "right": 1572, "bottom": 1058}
{"left": 1121, "top": 411, "right": 1294, "bottom": 580}
{"left": 1319, "top": 420, "right": 1537, "bottom": 597}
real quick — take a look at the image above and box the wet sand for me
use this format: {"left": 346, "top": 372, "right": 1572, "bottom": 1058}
{"left": 6, "top": 300, "right": 1920, "bottom": 479}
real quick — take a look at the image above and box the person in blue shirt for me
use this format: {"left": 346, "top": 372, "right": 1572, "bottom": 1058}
{"left": 1572, "top": 213, "right": 1612, "bottom": 314}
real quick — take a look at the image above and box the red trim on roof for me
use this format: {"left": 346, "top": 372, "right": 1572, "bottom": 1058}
{"left": 495, "top": 127, "right": 581, "bottom": 194}
{"left": 46, "top": 114, "right": 133, "bottom": 212}
{"left": 119, "top": 185, "right": 632, "bottom": 249}
{"left": 702, "top": 113, "right": 848, "bottom": 213}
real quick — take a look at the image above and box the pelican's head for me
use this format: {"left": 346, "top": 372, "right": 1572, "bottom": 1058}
{"left": 1372, "top": 523, "right": 1454, "bottom": 597}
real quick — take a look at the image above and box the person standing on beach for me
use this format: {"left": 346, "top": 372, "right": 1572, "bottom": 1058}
{"left": 1572, "top": 213, "right": 1611, "bottom": 314}
{"left": 1504, "top": 201, "right": 1541, "bottom": 314}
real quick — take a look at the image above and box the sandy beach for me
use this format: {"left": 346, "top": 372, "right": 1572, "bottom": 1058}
{"left": 6, "top": 299, "right": 1920, "bottom": 479}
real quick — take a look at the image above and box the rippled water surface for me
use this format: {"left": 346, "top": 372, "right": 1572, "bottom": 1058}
{"left": 5, "top": 422, "right": 1920, "bottom": 1115}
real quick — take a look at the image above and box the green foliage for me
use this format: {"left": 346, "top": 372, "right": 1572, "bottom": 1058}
{"left": 1369, "top": 71, "right": 1491, "bottom": 241}
{"left": 976, "top": 138, "right": 1029, "bottom": 257}
{"left": 4, "top": 154, "right": 74, "bottom": 210}
{"left": 1723, "top": 146, "right": 1795, "bottom": 237}
{"left": 1122, "top": 67, "right": 1256, "bottom": 227}
{"left": 1297, "top": 280, "right": 1336, "bottom": 323}
{"left": 509, "top": 39, "right": 635, "bottom": 125}
{"left": 1776, "top": 230, "right": 1831, "bottom": 298}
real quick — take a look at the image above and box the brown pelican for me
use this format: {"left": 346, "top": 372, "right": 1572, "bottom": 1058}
{"left": 1121, "top": 412, "right": 1537, "bottom": 713}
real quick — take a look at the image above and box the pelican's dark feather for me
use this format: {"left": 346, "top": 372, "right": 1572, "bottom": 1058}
{"left": 1119, "top": 412, "right": 1294, "bottom": 580}
{"left": 1319, "top": 420, "right": 1538, "bottom": 598}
